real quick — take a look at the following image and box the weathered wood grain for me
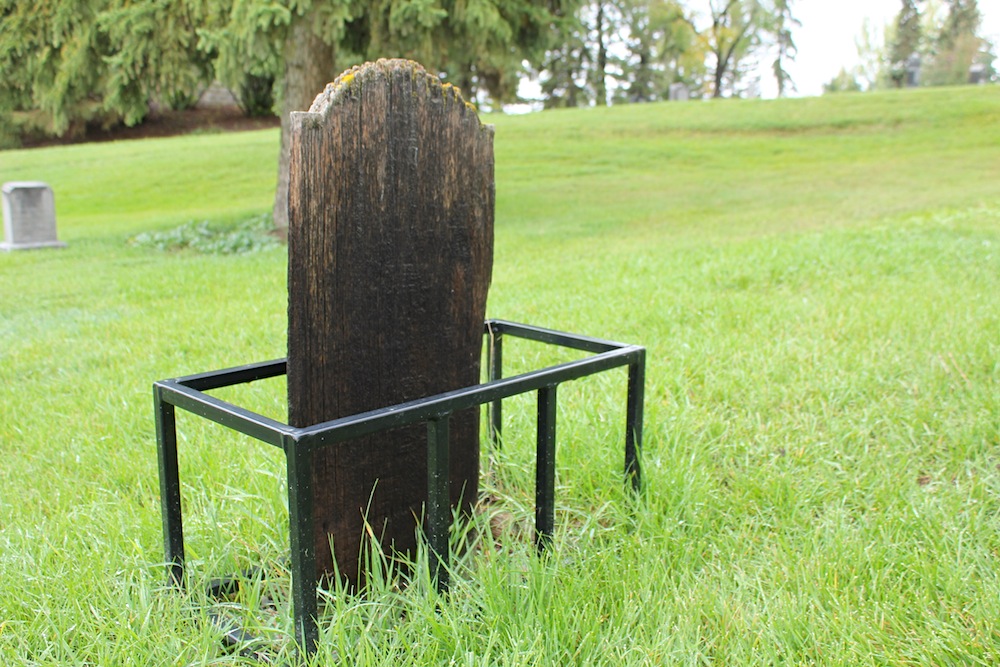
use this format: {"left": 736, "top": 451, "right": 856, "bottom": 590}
{"left": 287, "top": 59, "right": 494, "bottom": 584}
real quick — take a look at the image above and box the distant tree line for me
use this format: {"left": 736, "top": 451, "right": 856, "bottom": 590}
{"left": 824, "top": 0, "right": 996, "bottom": 94}
{"left": 1, "top": 0, "right": 807, "bottom": 227}
{"left": 1, "top": 0, "right": 563, "bottom": 224}
{"left": 536, "top": 0, "right": 798, "bottom": 107}
{"left": 1, "top": 0, "right": 803, "bottom": 140}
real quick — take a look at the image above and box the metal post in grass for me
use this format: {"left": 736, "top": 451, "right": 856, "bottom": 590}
{"left": 626, "top": 349, "right": 645, "bottom": 493}
{"left": 535, "top": 385, "right": 557, "bottom": 551}
{"left": 486, "top": 322, "right": 504, "bottom": 448}
{"left": 286, "top": 59, "right": 494, "bottom": 595}
{"left": 153, "top": 387, "right": 184, "bottom": 588}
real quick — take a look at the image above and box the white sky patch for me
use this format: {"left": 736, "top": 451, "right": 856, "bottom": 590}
{"left": 778, "top": 0, "right": 1000, "bottom": 97}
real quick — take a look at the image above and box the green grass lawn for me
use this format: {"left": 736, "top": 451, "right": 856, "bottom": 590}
{"left": 1, "top": 85, "right": 998, "bottom": 665}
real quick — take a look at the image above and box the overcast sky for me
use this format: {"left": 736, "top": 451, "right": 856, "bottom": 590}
{"left": 782, "top": 0, "right": 1000, "bottom": 97}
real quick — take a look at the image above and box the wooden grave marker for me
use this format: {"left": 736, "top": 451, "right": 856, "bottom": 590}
{"left": 287, "top": 59, "right": 494, "bottom": 584}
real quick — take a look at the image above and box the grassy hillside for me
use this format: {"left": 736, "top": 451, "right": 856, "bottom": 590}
{"left": 1, "top": 85, "right": 998, "bottom": 665}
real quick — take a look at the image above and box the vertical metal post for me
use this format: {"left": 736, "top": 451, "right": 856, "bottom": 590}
{"left": 487, "top": 325, "right": 503, "bottom": 447}
{"left": 535, "top": 384, "right": 557, "bottom": 552}
{"left": 625, "top": 350, "right": 646, "bottom": 494}
{"left": 426, "top": 415, "right": 451, "bottom": 593}
{"left": 285, "top": 434, "right": 318, "bottom": 656}
{"left": 154, "top": 386, "right": 185, "bottom": 588}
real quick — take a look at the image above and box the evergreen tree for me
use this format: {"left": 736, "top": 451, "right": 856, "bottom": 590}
{"left": 924, "top": 0, "right": 993, "bottom": 85}
{"left": 937, "top": 0, "right": 980, "bottom": 49}
{"left": 535, "top": 0, "right": 626, "bottom": 108}
{"left": 769, "top": 0, "right": 798, "bottom": 96}
{"left": 204, "top": 0, "right": 560, "bottom": 228}
{"left": 538, "top": 7, "right": 592, "bottom": 108}
{"left": 1, "top": 0, "right": 112, "bottom": 139}
{"left": 1, "top": 0, "right": 556, "bottom": 224}
{"left": 888, "top": 0, "right": 923, "bottom": 87}
{"left": 699, "top": 0, "right": 766, "bottom": 98}
{"left": 0, "top": 0, "right": 218, "bottom": 141}
{"left": 823, "top": 67, "right": 863, "bottom": 94}
{"left": 592, "top": 0, "right": 612, "bottom": 105}
{"left": 617, "top": 0, "right": 702, "bottom": 102}
{"left": 853, "top": 16, "right": 895, "bottom": 91}
{"left": 100, "top": 0, "right": 216, "bottom": 115}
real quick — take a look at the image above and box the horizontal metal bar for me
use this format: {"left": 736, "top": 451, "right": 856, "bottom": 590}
{"left": 153, "top": 322, "right": 644, "bottom": 456}
{"left": 163, "top": 323, "right": 622, "bottom": 395}
{"left": 154, "top": 380, "right": 291, "bottom": 449}
{"left": 485, "top": 319, "right": 629, "bottom": 354}
{"left": 298, "top": 345, "right": 644, "bottom": 449}
{"left": 170, "top": 359, "right": 287, "bottom": 392}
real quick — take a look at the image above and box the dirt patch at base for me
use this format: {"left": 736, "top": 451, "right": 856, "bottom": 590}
{"left": 20, "top": 108, "right": 280, "bottom": 149}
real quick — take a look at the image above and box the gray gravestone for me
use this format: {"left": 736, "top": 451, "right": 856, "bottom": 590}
{"left": 969, "top": 63, "right": 986, "bottom": 85}
{"left": 669, "top": 83, "right": 690, "bottom": 101}
{"left": 2, "top": 182, "right": 65, "bottom": 251}
{"left": 905, "top": 54, "right": 921, "bottom": 87}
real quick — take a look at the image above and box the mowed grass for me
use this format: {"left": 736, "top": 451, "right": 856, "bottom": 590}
{"left": 1, "top": 85, "right": 998, "bottom": 664}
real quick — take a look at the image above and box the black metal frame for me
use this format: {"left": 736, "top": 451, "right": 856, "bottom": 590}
{"left": 154, "top": 319, "right": 645, "bottom": 655}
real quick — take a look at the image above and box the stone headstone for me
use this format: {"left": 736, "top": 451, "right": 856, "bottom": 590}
{"left": 905, "top": 54, "right": 921, "bottom": 88}
{"left": 669, "top": 83, "right": 690, "bottom": 101}
{"left": 196, "top": 81, "right": 240, "bottom": 109}
{"left": 969, "top": 63, "right": 987, "bottom": 85}
{"left": 1, "top": 182, "right": 65, "bottom": 251}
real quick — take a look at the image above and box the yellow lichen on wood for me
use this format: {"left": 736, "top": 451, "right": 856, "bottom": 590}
{"left": 309, "top": 59, "right": 484, "bottom": 127}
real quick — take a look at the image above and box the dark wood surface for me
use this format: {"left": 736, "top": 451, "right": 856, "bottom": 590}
{"left": 287, "top": 60, "right": 494, "bottom": 584}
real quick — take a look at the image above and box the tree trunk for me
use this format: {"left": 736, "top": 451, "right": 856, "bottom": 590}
{"left": 595, "top": 2, "right": 607, "bottom": 105}
{"left": 713, "top": 58, "right": 725, "bottom": 97}
{"left": 272, "top": 11, "right": 336, "bottom": 233}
